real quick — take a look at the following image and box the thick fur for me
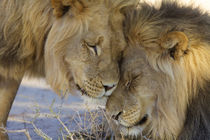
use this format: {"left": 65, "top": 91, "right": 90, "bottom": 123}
{"left": 0, "top": 0, "right": 138, "bottom": 139}
{"left": 0, "top": 0, "right": 138, "bottom": 96}
{"left": 51, "top": 0, "right": 84, "bottom": 17}
{"left": 178, "top": 83, "right": 210, "bottom": 140}
{"left": 106, "top": 1, "right": 210, "bottom": 140}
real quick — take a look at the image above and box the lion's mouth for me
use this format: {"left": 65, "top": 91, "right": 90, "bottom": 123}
{"left": 76, "top": 83, "right": 114, "bottom": 98}
{"left": 76, "top": 84, "right": 89, "bottom": 96}
{"left": 136, "top": 114, "right": 148, "bottom": 126}
{"left": 117, "top": 114, "right": 149, "bottom": 129}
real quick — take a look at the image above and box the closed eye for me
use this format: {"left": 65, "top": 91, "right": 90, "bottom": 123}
{"left": 125, "top": 73, "right": 142, "bottom": 91}
{"left": 87, "top": 44, "right": 98, "bottom": 56}
{"left": 131, "top": 73, "right": 142, "bottom": 87}
{"left": 125, "top": 80, "right": 132, "bottom": 89}
{"left": 84, "top": 41, "right": 98, "bottom": 56}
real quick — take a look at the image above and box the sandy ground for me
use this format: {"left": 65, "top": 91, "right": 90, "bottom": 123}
{"left": 7, "top": 78, "right": 102, "bottom": 140}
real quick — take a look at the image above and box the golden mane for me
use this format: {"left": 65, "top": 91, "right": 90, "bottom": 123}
{"left": 126, "top": 3, "right": 210, "bottom": 139}
{"left": 0, "top": 0, "right": 137, "bottom": 89}
{"left": 124, "top": 1, "right": 210, "bottom": 95}
{"left": 106, "top": 1, "right": 210, "bottom": 139}
{"left": 44, "top": 0, "right": 138, "bottom": 93}
{"left": 0, "top": 0, "right": 52, "bottom": 79}
{"left": 0, "top": 0, "right": 138, "bottom": 139}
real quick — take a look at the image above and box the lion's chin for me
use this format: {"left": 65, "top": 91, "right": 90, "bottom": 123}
{"left": 81, "top": 95, "right": 108, "bottom": 107}
{"left": 118, "top": 124, "right": 145, "bottom": 138}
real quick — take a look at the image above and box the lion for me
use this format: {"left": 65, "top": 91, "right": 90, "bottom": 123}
{"left": 0, "top": 0, "right": 137, "bottom": 139}
{"left": 106, "top": 1, "right": 210, "bottom": 140}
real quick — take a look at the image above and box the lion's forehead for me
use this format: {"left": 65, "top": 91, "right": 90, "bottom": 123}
{"left": 122, "top": 59, "right": 148, "bottom": 79}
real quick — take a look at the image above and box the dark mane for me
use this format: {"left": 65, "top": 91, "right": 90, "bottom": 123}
{"left": 123, "top": 1, "right": 210, "bottom": 139}
{"left": 178, "top": 82, "right": 210, "bottom": 140}
{"left": 123, "top": 1, "right": 210, "bottom": 45}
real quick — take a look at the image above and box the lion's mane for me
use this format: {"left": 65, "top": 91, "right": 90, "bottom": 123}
{"left": 0, "top": 0, "right": 135, "bottom": 90}
{"left": 0, "top": 0, "right": 52, "bottom": 80}
{"left": 122, "top": 1, "right": 210, "bottom": 139}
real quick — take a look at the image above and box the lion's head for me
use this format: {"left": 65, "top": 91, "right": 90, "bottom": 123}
{"left": 106, "top": 47, "right": 159, "bottom": 139}
{"left": 106, "top": 2, "right": 210, "bottom": 139}
{"left": 45, "top": 0, "right": 137, "bottom": 104}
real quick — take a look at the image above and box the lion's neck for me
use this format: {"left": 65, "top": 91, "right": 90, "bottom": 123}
{"left": 178, "top": 82, "right": 210, "bottom": 140}
{"left": 150, "top": 46, "right": 210, "bottom": 140}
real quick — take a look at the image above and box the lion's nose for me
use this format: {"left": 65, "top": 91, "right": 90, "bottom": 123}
{"left": 103, "top": 84, "right": 116, "bottom": 92}
{"left": 112, "top": 111, "right": 122, "bottom": 121}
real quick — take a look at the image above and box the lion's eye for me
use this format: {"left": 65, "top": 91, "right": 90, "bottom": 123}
{"left": 125, "top": 81, "right": 132, "bottom": 89}
{"left": 84, "top": 42, "right": 98, "bottom": 56}
{"left": 87, "top": 44, "right": 98, "bottom": 56}
{"left": 125, "top": 73, "right": 142, "bottom": 90}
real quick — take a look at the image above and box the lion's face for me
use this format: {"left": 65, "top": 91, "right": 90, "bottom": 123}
{"left": 64, "top": 12, "right": 122, "bottom": 102}
{"left": 106, "top": 47, "right": 158, "bottom": 137}
{"left": 107, "top": 1, "right": 210, "bottom": 139}
{"left": 45, "top": 0, "right": 135, "bottom": 104}
{"left": 106, "top": 29, "right": 196, "bottom": 139}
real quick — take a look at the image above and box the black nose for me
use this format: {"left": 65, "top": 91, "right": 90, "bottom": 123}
{"left": 112, "top": 111, "right": 122, "bottom": 121}
{"left": 104, "top": 85, "right": 115, "bottom": 92}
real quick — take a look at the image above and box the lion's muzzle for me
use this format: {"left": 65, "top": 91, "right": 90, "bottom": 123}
{"left": 76, "top": 78, "right": 117, "bottom": 98}
{"left": 110, "top": 105, "right": 148, "bottom": 128}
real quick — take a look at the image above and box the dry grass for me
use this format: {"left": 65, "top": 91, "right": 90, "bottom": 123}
{"left": 3, "top": 98, "right": 113, "bottom": 140}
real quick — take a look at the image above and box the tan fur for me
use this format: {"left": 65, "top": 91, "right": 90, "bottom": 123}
{"left": 0, "top": 0, "right": 138, "bottom": 139}
{"left": 106, "top": 1, "right": 210, "bottom": 140}
{"left": 160, "top": 31, "right": 189, "bottom": 60}
{"left": 51, "top": 0, "right": 84, "bottom": 17}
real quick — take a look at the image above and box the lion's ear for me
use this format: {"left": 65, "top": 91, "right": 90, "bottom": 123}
{"left": 51, "top": 0, "right": 84, "bottom": 18}
{"left": 160, "top": 31, "right": 189, "bottom": 60}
